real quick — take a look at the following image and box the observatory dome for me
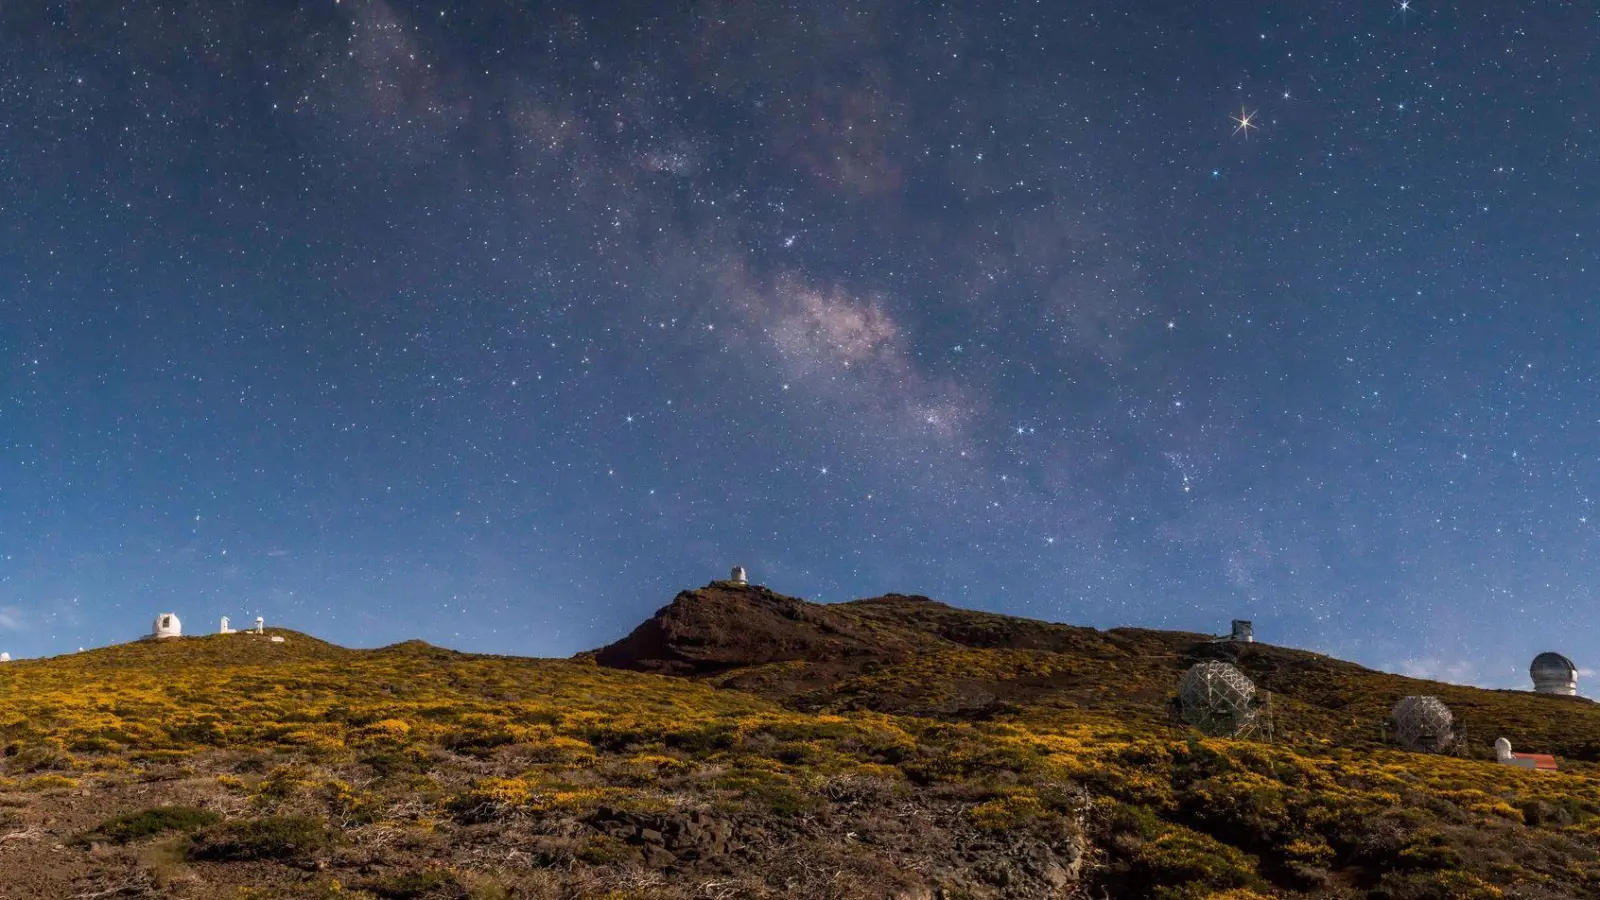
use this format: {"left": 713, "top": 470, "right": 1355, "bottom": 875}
{"left": 1531, "top": 652, "right": 1578, "bottom": 696}
{"left": 152, "top": 612, "right": 182, "bottom": 639}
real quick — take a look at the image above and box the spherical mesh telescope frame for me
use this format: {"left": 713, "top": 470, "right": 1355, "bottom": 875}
{"left": 1391, "top": 695, "right": 1455, "bottom": 753}
{"left": 1178, "top": 661, "right": 1265, "bottom": 738}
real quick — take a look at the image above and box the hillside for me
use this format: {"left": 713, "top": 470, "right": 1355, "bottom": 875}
{"left": 0, "top": 590, "right": 1593, "bottom": 900}
{"left": 600, "top": 583, "right": 1600, "bottom": 766}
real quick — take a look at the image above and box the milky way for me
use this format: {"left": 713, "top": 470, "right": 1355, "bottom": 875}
{"left": 0, "top": 1, "right": 1596, "bottom": 689}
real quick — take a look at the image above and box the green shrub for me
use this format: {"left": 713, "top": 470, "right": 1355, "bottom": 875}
{"left": 967, "top": 793, "right": 1046, "bottom": 831}
{"left": 361, "top": 748, "right": 432, "bottom": 777}
{"left": 24, "top": 773, "right": 80, "bottom": 791}
{"left": 1104, "top": 803, "right": 1264, "bottom": 899}
{"left": 75, "top": 805, "right": 220, "bottom": 845}
{"left": 734, "top": 779, "right": 813, "bottom": 817}
{"left": 188, "top": 815, "right": 334, "bottom": 862}
{"left": 7, "top": 745, "right": 73, "bottom": 773}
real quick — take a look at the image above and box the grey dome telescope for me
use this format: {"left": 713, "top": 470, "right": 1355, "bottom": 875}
{"left": 1531, "top": 652, "right": 1578, "bottom": 696}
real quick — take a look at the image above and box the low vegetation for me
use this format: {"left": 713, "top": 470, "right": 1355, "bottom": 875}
{"left": 74, "top": 806, "right": 220, "bottom": 845}
{"left": 0, "top": 588, "right": 1597, "bottom": 899}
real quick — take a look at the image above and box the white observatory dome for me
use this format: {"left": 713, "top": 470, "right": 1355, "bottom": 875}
{"left": 0, "top": 652, "right": 10, "bottom": 662}
{"left": 152, "top": 612, "right": 183, "bottom": 639}
{"left": 1531, "top": 652, "right": 1578, "bottom": 696}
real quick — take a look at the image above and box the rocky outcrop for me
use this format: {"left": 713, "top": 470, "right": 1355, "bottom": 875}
{"left": 591, "top": 582, "right": 927, "bottom": 675}
{"left": 584, "top": 805, "right": 736, "bottom": 866}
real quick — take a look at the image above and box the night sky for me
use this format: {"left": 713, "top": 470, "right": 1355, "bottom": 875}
{"left": 1, "top": 1, "right": 1596, "bottom": 690}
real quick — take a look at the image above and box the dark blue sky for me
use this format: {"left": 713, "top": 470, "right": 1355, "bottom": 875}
{"left": 1, "top": 1, "right": 1595, "bottom": 690}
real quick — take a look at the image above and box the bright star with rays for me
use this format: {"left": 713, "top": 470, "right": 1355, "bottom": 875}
{"left": 1231, "top": 106, "right": 1258, "bottom": 139}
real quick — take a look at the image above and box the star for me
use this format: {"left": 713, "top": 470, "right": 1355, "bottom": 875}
{"left": 1231, "top": 107, "right": 1258, "bottom": 139}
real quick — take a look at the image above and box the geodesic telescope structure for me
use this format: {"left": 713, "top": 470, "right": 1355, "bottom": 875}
{"left": 1178, "top": 661, "right": 1271, "bottom": 738}
{"left": 1391, "top": 695, "right": 1456, "bottom": 753}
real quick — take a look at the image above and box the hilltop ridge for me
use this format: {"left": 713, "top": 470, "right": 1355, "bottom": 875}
{"left": 8, "top": 628, "right": 347, "bottom": 668}
{"left": 592, "top": 581, "right": 936, "bottom": 675}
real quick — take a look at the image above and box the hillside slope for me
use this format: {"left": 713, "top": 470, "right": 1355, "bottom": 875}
{"left": 0, "top": 588, "right": 1595, "bottom": 900}
{"left": 599, "top": 583, "right": 1600, "bottom": 766}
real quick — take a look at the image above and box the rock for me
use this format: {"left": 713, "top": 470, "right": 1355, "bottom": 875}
{"left": 1040, "top": 860, "right": 1071, "bottom": 890}
{"left": 641, "top": 845, "right": 676, "bottom": 867}
{"left": 584, "top": 807, "right": 735, "bottom": 865}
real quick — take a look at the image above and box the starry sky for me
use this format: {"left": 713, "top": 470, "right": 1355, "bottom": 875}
{"left": 1, "top": 1, "right": 1596, "bottom": 689}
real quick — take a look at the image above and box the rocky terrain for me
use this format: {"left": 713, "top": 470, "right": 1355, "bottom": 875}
{"left": 0, "top": 581, "right": 1597, "bottom": 899}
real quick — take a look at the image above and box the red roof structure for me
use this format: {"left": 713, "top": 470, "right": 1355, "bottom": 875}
{"left": 1496, "top": 737, "right": 1560, "bottom": 771}
{"left": 1511, "top": 752, "right": 1559, "bottom": 771}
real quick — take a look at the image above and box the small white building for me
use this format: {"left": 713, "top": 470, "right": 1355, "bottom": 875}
{"left": 0, "top": 652, "right": 10, "bottom": 662}
{"left": 730, "top": 566, "right": 748, "bottom": 585}
{"left": 152, "top": 612, "right": 182, "bottom": 639}
{"left": 1496, "top": 737, "right": 1558, "bottom": 771}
